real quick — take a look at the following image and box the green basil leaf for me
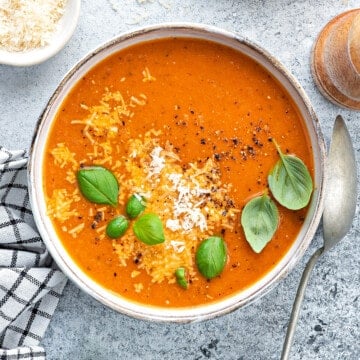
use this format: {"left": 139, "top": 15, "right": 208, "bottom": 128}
{"left": 106, "top": 215, "right": 129, "bottom": 239}
{"left": 268, "top": 141, "right": 313, "bottom": 210}
{"left": 77, "top": 166, "right": 119, "bottom": 207}
{"left": 126, "top": 194, "right": 146, "bottom": 219}
{"left": 133, "top": 213, "right": 165, "bottom": 245}
{"left": 175, "top": 267, "right": 188, "bottom": 289}
{"left": 241, "top": 194, "right": 279, "bottom": 253}
{"left": 195, "top": 236, "right": 227, "bottom": 279}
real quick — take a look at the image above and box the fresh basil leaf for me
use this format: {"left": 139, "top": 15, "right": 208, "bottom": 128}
{"left": 241, "top": 194, "right": 279, "bottom": 253}
{"left": 126, "top": 194, "right": 146, "bottom": 219}
{"left": 268, "top": 141, "right": 313, "bottom": 210}
{"left": 175, "top": 267, "right": 188, "bottom": 289}
{"left": 195, "top": 236, "right": 227, "bottom": 279}
{"left": 133, "top": 213, "right": 165, "bottom": 245}
{"left": 106, "top": 215, "right": 129, "bottom": 239}
{"left": 77, "top": 166, "right": 119, "bottom": 206}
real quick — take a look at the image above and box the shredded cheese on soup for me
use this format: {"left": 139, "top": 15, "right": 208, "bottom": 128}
{"left": 47, "top": 79, "right": 238, "bottom": 288}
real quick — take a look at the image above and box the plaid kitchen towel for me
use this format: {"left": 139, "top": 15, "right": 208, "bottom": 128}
{"left": 0, "top": 147, "right": 67, "bottom": 360}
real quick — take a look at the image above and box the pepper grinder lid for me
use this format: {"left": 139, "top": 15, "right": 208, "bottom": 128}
{"left": 312, "top": 9, "right": 360, "bottom": 110}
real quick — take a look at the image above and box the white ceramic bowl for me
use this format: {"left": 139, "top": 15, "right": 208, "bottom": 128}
{"left": 0, "top": 0, "right": 80, "bottom": 66}
{"left": 29, "top": 23, "right": 326, "bottom": 322}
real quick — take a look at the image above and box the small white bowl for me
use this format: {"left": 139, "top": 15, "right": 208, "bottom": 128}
{"left": 0, "top": 0, "right": 81, "bottom": 67}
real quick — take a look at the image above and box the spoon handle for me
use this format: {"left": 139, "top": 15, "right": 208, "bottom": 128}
{"left": 281, "top": 247, "right": 324, "bottom": 360}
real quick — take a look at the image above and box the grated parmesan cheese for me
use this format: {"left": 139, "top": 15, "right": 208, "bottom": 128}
{"left": 168, "top": 240, "right": 186, "bottom": 253}
{"left": 47, "top": 188, "right": 80, "bottom": 223}
{"left": 68, "top": 223, "right": 85, "bottom": 238}
{"left": 167, "top": 172, "right": 210, "bottom": 232}
{"left": 50, "top": 142, "right": 77, "bottom": 170}
{"left": 165, "top": 219, "right": 181, "bottom": 232}
{"left": 147, "top": 146, "right": 165, "bottom": 177}
{"left": 48, "top": 86, "right": 239, "bottom": 287}
{"left": 142, "top": 67, "right": 156, "bottom": 82}
{"left": 0, "top": 0, "right": 67, "bottom": 52}
{"left": 134, "top": 283, "right": 144, "bottom": 293}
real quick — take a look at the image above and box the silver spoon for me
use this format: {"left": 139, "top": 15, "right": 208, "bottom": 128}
{"left": 281, "top": 115, "right": 357, "bottom": 359}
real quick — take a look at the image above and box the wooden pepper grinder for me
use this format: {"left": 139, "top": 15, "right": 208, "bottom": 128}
{"left": 312, "top": 9, "right": 360, "bottom": 110}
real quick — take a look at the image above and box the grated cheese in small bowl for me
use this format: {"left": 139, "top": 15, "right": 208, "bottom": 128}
{"left": 0, "top": 0, "right": 81, "bottom": 66}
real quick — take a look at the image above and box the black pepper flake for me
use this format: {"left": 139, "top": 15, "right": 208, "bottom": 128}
{"left": 214, "top": 153, "right": 221, "bottom": 161}
{"left": 252, "top": 136, "right": 263, "bottom": 147}
{"left": 114, "top": 272, "right": 117, "bottom": 277}
{"left": 133, "top": 252, "right": 142, "bottom": 264}
{"left": 200, "top": 138, "right": 206, "bottom": 145}
{"left": 247, "top": 146, "right": 255, "bottom": 156}
{"left": 226, "top": 199, "right": 235, "bottom": 209}
{"left": 94, "top": 212, "right": 102, "bottom": 222}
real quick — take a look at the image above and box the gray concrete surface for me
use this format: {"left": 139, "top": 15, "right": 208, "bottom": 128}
{"left": 0, "top": 0, "right": 359, "bottom": 359}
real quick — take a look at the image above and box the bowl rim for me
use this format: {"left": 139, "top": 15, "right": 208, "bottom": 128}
{"left": 0, "top": 0, "right": 81, "bottom": 67}
{"left": 28, "top": 22, "right": 326, "bottom": 322}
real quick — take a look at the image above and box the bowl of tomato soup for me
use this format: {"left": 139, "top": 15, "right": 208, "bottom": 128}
{"left": 29, "top": 24, "right": 325, "bottom": 322}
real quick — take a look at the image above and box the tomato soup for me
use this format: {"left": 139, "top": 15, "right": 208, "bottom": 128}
{"left": 43, "top": 38, "right": 313, "bottom": 307}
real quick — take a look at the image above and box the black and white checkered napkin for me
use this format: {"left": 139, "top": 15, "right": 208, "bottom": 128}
{"left": 0, "top": 147, "right": 67, "bottom": 360}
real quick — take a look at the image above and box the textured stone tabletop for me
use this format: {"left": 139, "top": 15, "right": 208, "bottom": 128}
{"left": 0, "top": 1, "right": 359, "bottom": 359}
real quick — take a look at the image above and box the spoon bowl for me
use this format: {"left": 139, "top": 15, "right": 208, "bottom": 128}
{"left": 323, "top": 116, "right": 357, "bottom": 250}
